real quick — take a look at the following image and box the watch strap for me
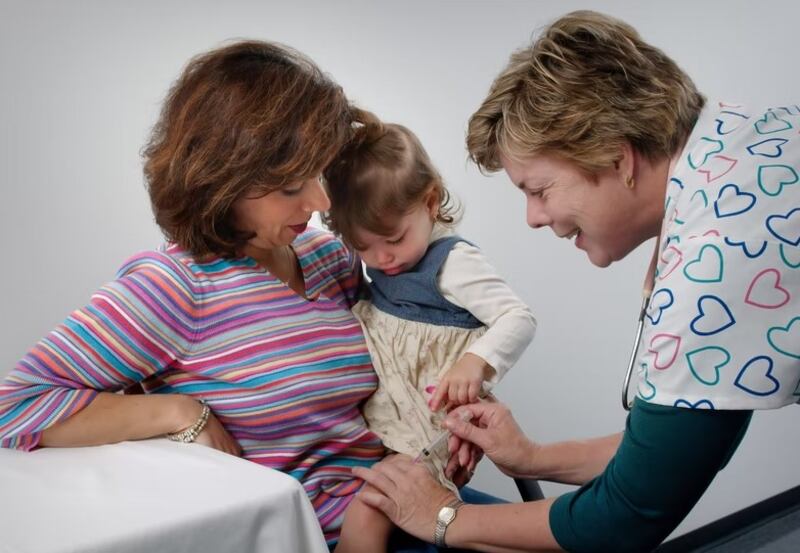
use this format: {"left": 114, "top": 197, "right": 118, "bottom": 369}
{"left": 434, "top": 498, "right": 464, "bottom": 547}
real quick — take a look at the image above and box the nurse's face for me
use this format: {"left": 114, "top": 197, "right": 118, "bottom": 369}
{"left": 501, "top": 152, "right": 654, "bottom": 268}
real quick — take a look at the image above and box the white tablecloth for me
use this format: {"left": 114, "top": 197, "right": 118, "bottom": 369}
{"left": 0, "top": 439, "right": 329, "bottom": 553}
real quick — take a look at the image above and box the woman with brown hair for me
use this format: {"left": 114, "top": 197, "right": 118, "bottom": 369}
{"left": 0, "top": 40, "right": 480, "bottom": 552}
{"left": 353, "top": 10, "right": 799, "bottom": 552}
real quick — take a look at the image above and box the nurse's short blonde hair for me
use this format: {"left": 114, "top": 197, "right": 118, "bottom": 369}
{"left": 467, "top": 10, "right": 705, "bottom": 175}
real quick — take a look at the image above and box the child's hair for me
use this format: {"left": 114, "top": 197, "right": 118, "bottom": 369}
{"left": 324, "top": 110, "right": 460, "bottom": 249}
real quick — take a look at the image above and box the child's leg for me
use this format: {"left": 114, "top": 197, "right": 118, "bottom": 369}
{"left": 334, "top": 483, "right": 393, "bottom": 553}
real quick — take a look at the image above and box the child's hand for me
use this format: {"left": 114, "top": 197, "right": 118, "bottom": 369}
{"left": 429, "top": 353, "right": 494, "bottom": 411}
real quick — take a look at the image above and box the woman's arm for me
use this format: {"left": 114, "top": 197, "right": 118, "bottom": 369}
{"left": 354, "top": 455, "right": 563, "bottom": 552}
{"left": 0, "top": 251, "right": 199, "bottom": 449}
{"left": 445, "top": 402, "right": 619, "bottom": 485}
{"left": 38, "top": 392, "right": 201, "bottom": 447}
{"left": 356, "top": 402, "right": 752, "bottom": 553}
{"left": 524, "top": 433, "right": 622, "bottom": 485}
{"left": 38, "top": 390, "right": 241, "bottom": 454}
{"left": 446, "top": 500, "right": 561, "bottom": 553}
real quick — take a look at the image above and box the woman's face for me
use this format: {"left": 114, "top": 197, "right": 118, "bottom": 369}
{"left": 232, "top": 175, "right": 330, "bottom": 253}
{"left": 501, "top": 152, "right": 653, "bottom": 268}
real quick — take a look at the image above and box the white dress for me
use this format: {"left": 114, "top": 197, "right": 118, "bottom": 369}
{"left": 356, "top": 225, "right": 537, "bottom": 493}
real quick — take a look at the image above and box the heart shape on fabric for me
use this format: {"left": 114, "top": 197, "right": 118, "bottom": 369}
{"left": 658, "top": 246, "right": 683, "bottom": 281}
{"left": 697, "top": 155, "right": 739, "bottom": 184}
{"left": 690, "top": 295, "right": 736, "bottom": 336}
{"left": 754, "top": 110, "right": 793, "bottom": 135}
{"left": 688, "top": 137, "right": 725, "bottom": 169}
{"left": 688, "top": 230, "right": 720, "bottom": 240}
{"left": 691, "top": 189, "right": 708, "bottom": 208}
{"left": 674, "top": 399, "right": 715, "bottom": 409}
{"left": 686, "top": 346, "right": 730, "bottom": 386}
{"left": 637, "top": 363, "right": 656, "bottom": 400}
{"left": 724, "top": 237, "right": 768, "bottom": 259}
{"left": 734, "top": 355, "right": 780, "bottom": 396}
{"left": 757, "top": 164, "right": 799, "bottom": 197}
{"left": 766, "top": 208, "right": 800, "bottom": 246}
{"left": 646, "top": 289, "right": 674, "bottom": 325}
{"left": 714, "top": 183, "right": 756, "bottom": 218}
{"left": 648, "top": 334, "right": 681, "bottom": 370}
{"left": 745, "top": 268, "right": 791, "bottom": 309}
{"left": 767, "top": 317, "right": 800, "bottom": 359}
{"left": 775, "top": 105, "right": 800, "bottom": 117}
{"left": 747, "top": 138, "right": 789, "bottom": 158}
{"left": 697, "top": 156, "right": 737, "bottom": 184}
{"left": 779, "top": 244, "right": 800, "bottom": 268}
{"left": 683, "top": 244, "right": 724, "bottom": 283}
{"left": 715, "top": 110, "right": 749, "bottom": 135}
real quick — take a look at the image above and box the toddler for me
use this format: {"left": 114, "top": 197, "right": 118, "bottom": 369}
{"left": 326, "top": 112, "right": 536, "bottom": 552}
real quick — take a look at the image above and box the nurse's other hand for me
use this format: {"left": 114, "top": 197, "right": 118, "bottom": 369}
{"left": 353, "top": 454, "right": 455, "bottom": 542}
{"left": 445, "top": 402, "right": 537, "bottom": 479}
{"left": 445, "top": 438, "right": 482, "bottom": 484}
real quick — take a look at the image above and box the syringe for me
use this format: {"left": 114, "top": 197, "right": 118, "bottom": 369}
{"left": 413, "top": 411, "right": 474, "bottom": 463}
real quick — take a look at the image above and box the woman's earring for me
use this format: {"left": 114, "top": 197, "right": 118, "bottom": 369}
{"left": 625, "top": 175, "right": 635, "bottom": 189}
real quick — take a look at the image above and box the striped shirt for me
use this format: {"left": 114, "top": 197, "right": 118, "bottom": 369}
{"left": 0, "top": 228, "right": 383, "bottom": 543}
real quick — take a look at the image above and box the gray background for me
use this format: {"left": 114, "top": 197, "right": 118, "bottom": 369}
{"left": 1, "top": 0, "right": 797, "bottom": 539}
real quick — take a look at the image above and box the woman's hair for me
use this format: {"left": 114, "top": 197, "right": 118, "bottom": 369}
{"left": 143, "top": 40, "right": 353, "bottom": 257}
{"left": 467, "top": 10, "right": 705, "bottom": 175}
{"left": 323, "top": 110, "right": 459, "bottom": 249}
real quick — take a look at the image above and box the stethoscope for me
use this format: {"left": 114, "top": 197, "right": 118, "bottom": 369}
{"left": 620, "top": 242, "right": 660, "bottom": 411}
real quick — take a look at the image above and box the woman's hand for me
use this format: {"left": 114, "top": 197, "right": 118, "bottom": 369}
{"left": 445, "top": 439, "right": 483, "bottom": 486}
{"left": 175, "top": 396, "right": 242, "bottom": 456}
{"left": 353, "top": 454, "right": 456, "bottom": 542}
{"left": 444, "top": 402, "right": 537, "bottom": 479}
{"left": 429, "top": 353, "right": 494, "bottom": 411}
{"left": 193, "top": 411, "right": 243, "bottom": 456}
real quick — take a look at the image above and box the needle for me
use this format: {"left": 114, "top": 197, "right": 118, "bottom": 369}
{"left": 413, "top": 411, "right": 474, "bottom": 463}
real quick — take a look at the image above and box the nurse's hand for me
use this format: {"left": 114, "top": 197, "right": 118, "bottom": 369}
{"left": 353, "top": 454, "right": 456, "bottom": 543}
{"left": 444, "top": 402, "right": 537, "bottom": 479}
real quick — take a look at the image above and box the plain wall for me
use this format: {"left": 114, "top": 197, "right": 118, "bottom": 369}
{"left": 1, "top": 0, "right": 797, "bottom": 539}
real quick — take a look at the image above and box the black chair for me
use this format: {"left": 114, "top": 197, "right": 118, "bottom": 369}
{"left": 514, "top": 477, "right": 545, "bottom": 502}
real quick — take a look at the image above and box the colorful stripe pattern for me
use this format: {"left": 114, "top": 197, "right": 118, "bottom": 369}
{"left": 0, "top": 228, "right": 383, "bottom": 543}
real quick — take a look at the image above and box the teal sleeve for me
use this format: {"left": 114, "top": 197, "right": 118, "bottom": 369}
{"left": 549, "top": 399, "right": 752, "bottom": 553}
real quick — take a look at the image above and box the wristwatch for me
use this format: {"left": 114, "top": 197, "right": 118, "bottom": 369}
{"left": 434, "top": 498, "right": 465, "bottom": 547}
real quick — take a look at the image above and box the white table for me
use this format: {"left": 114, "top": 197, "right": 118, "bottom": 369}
{"left": 0, "top": 439, "right": 329, "bottom": 553}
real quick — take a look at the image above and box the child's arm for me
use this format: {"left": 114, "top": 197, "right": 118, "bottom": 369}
{"left": 431, "top": 353, "right": 493, "bottom": 408}
{"left": 429, "top": 241, "right": 536, "bottom": 411}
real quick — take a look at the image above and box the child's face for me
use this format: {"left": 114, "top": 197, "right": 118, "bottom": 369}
{"left": 352, "top": 201, "right": 436, "bottom": 275}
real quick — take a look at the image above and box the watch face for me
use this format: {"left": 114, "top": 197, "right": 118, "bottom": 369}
{"left": 439, "top": 506, "right": 456, "bottom": 524}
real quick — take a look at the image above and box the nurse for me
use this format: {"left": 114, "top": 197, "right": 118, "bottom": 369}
{"left": 353, "top": 10, "right": 800, "bottom": 552}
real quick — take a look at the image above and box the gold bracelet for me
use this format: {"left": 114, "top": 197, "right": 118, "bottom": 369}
{"left": 166, "top": 401, "right": 210, "bottom": 443}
